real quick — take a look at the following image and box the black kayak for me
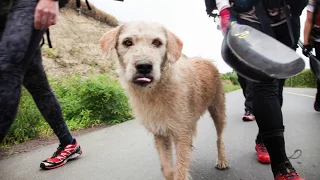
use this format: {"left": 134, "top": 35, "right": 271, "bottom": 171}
{"left": 221, "top": 22, "right": 305, "bottom": 82}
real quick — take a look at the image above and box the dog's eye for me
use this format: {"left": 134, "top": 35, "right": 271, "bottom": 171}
{"left": 152, "top": 39, "right": 162, "bottom": 47}
{"left": 123, "top": 39, "right": 133, "bottom": 47}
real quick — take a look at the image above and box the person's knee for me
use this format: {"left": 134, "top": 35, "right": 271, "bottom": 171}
{"left": 253, "top": 80, "right": 279, "bottom": 97}
{"left": 24, "top": 78, "right": 52, "bottom": 95}
{"left": 260, "top": 128, "right": 285, "bottom": 139}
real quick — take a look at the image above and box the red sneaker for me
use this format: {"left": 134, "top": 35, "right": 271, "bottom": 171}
{"left": 274, "top": 161, "right": 304, "bottom": 180}
{"left": 255, "top": 143, "right": 270, "bottom": 164}
{"left": 275, "top": 172, "right": 304, "bottom": 180}
{"left": 242, "top": 110, "right": 255, "bottom": 121}
{"left": 40, "top": 139, "right": 82, "bottom": 170}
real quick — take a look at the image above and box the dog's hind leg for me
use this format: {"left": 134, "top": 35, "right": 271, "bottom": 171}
{"left": 208, "top": 90, "right": 228, "bottom": 170}
{"left": 154, "top": 135, "right": 174, "bottom": 180}
{"left": 172, "top": 131, "right": 193, "bottom": 180}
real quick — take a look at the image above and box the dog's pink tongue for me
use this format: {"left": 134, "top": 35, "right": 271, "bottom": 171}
{"left": 136, "top": 77, "right": 151, "bottom": 82}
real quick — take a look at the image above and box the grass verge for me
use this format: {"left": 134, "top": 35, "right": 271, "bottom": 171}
{"left": 1, "top": 74, "right": 133, "bottom": 146}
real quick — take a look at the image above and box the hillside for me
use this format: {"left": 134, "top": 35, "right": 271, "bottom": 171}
{"left": 41, "top": 1, "right": 119, "bottom": 78}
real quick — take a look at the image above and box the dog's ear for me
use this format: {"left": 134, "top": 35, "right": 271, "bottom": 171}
{"left": 100, "top": 25, "right": 123, "bottom": 57}
{"left": 166, "top": 29, "right": 183, "bottom": 63}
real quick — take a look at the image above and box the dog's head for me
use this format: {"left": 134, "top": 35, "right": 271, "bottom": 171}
{"left": 100, "top": 21, "right": 183, "bottom": 87}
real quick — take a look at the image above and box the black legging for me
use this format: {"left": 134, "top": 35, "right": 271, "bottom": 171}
{"left": 0, "top": 0, "right": 72, "bottom": 145}
{"left": 313, "top": 41, "right": 320, "bottom": 100}
{"left": 236, "top": 17, "right": 298, "bottom": 133}
{"left": 235, "top": 15, "right": 301, "bottom": 172}
{"left": 237, "top": 74, "right": 286, "bottom": 114}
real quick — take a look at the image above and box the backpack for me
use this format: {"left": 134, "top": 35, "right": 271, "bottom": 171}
{"left": 204, "top": 0, "right": 307, "bottom": 17}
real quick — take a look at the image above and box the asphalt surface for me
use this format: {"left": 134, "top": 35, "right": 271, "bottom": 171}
{"left": 0, "top": 88, "right": 319, "bottom": 180}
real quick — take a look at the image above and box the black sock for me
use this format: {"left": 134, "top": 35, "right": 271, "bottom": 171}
{"left": 60, "top": 135, "right": 74, "bottom": 147}
{"left": 255, "top": 134, "right": 263, "bottom": 144}
{"left": 262, "top": 135, "right": 289, "bottom": 175}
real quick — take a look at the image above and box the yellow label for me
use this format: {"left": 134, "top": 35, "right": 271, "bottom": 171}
{"left": 233, "top": 30, "right": 249, "bottom": 39}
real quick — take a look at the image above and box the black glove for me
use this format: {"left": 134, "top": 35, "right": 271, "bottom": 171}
{"left": 302, "top": 44, "right": 313, "bottom": 57}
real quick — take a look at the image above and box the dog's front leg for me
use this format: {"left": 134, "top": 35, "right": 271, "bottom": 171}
{"left": 173, "top": 132, "right": 193, "bottom": 180}
{"left": 154, "top": 135, "right": 174, "bottom": 180}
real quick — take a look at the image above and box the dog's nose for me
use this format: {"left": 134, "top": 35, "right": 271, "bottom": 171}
{"left": 135, "top": 60, "right": 153, "bottom": 74}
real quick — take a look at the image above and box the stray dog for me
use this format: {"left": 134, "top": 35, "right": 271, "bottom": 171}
{"left": 100, "top": 21, "right": 228, "bottom": 180}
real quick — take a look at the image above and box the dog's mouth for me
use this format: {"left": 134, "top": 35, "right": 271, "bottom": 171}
{"left": 133, "top": 75, "right": 154, "bottom": 86}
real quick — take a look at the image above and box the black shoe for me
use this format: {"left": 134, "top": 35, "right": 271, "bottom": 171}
{"left": 314, "top": 99, "right": 320, "bottom": 112}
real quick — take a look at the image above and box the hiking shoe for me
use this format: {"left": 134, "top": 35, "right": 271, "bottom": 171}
{"left": 314, "top": 100, "right": 320, "bottom": 112}
{"left": 40, "top": 139, "right": 82, "bottom": 170}
{"left": 255, "top": 143, "right": 270, "bottom": 164}
{"left": 274, "top": 161, "right": 304, "bottom": 180}
{"left": 242, "top": 110, "right": 255, "bottom": 121}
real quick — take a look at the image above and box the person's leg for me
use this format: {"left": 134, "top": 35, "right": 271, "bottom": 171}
{"left": 0, "top": 0, "right": 46, "bottom": 143}
{"left": 317, "top": 81, "right": 320, "bottom": 100}
{"left": 252, "top": 79, "right": 287, "bottom": 167}
{"left": 237, "top": 73, "right": 255, "bottom": 121}
{"left": 237, "top": 73, "right": 247, "bottom": 99}
{"left": 313, "top": 41, "right": 320, "bottom": 111}
{"left": 23, "top": 47, "right": 82, "bottom": 170}
{"left": 278, "top": 79, "right": 286, "bottom": 107}
{"left": 23, "top": 48, "right": 73, "bottom": 146}
{"left": 242, "top": 78, "right": 255, "bottom": 121}
{"left": 316, "top": 81, "right": 320, "bottom": 111}
{"left": 254, "top": 16, "right": 303, "bottom": 178}
{"left": 235, "top": 18, "right": 271, "bottom": 163}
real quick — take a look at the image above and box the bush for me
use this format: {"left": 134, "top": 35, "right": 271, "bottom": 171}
{"left": 221, "top": 72, "right": 240, "bottom": 86}
{"left": 1, "top": 74, "right": 133, "bottom": 146}
{"left": 285, "top": 69, "right": 317, "bottom": 88}
{"left": 53, "top": 74, "right": 133, "bottom": 126}
{"left": 1, "top": 88, "right": 46, "bottom": 145}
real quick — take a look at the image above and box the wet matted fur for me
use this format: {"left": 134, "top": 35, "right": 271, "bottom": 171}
{"left": 100, "top": 21, "right": 228, "bottom": 180}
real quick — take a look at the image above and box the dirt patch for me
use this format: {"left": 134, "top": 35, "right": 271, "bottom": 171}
{"left": 0, "top": 124, "right": 111, "bottom": 159}
{"left": 41, "top": 7, "right": 117, "bottom": 78}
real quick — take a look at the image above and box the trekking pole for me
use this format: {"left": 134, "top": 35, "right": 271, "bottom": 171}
{"left": 298, "top": 40, "right": 312, "bottom": 57}
{"left": 297, "top": 39, "right": 320, "bottom": 81}
{"left": 297, "top": 40, "right": 304, "bottom": 51}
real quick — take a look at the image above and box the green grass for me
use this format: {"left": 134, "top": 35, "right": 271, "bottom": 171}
{"left": 224, "top": 83, "right": 241, "bottom": 92}
{"left": 1, "top": 74, "right": 133, "bottom": 146}
{"left": 221, "top": 71, "right": 241, "bottom": 92}
{"left": 285, "top": 69, "right": 317, "bottom": 88}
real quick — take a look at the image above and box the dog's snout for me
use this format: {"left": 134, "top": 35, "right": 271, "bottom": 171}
{"left": 136, "top": 60, "right": 153, "bottom": 74}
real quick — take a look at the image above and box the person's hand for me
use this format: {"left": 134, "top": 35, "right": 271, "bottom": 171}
{"left": 34, "top": 0, "right": 59, "bottom": 30}
{"left": 219, "top": 8, "right": 231, "bottom": 36}
{"left": 302, "top": 44, "right": 312, "bottom": 57}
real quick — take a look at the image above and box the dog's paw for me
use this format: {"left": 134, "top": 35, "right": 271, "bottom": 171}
{"left": 163, "top": 168, "right": 174, "bottom": 180}
{"left": 215, "top": 160, "right": 229, "bottom": 170}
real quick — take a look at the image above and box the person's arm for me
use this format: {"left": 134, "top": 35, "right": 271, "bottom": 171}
{"left": 302, "top": 1, "right": 315, "bottom": 57}
{"left": 216, "top": 0, "right": 231, "bottom": 35}
{"left": 304, "top": 11, "right": 314, "bottom": 45}
{"left": 34, "top": 0, "right": 59, "bottom": 30}
{"left": 216, "top": 0, "right": 231, "bottom": 12}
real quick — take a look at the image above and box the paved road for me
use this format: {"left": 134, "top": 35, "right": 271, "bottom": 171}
{"left": 0, "top": 88, "right": 319, "bottom": 180}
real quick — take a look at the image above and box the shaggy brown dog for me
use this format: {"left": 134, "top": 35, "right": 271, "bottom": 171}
{"left": 100, "top": 21, "right": 228, "bottom": 180}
